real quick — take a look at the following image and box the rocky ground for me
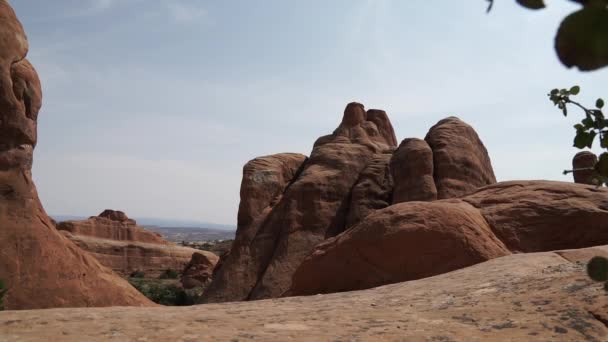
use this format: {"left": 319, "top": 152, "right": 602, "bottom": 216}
{"left": 2, "top": 246, "right": 607, "bottom": 341}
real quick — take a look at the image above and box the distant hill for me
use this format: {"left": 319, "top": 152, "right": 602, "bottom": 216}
{"left": 51, "top": 215, "right": 235, "bottom": 231}
{"left": 145, "top": 227, "right": 235, "bottom": 243}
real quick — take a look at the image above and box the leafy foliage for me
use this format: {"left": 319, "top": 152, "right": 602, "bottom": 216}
{"left": 130, "top": 270, "right": 146, "bottom": 278}
{"left": 551, "top": 85, "right": 608, "bottom": 291}
{"left": 128, "top": 278, "right": 194, "bottom": 306}
{"left": 487, "top": 0, "right": 608, "bottom": 71}
{"left": 0, "top": 280, "right": 6, "bottom": 311}
{"left": 587, "top": 256, "right": 608, "bottom": 291}
{"left": 548, "top": 85, "right": 608, "bottom": 184}
{"left": 159, "top": 269, "right": 180, "bottom": 280}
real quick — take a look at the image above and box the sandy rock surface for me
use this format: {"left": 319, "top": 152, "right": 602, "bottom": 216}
{"left": 2, "top": 247, "right": 608, "bottom": 341}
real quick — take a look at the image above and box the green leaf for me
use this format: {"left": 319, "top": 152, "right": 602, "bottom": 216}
{"left": 588, "top": 256, "right": 608, "bottom": 282}
{"left": 556, "top": 7, "right": 608, "bottom": 71}
{"left": 516, "top": 0, "right": 546, "bottom": 10}
{"left": 597, "top": 98, "right": 605, "bottom": 109}
{"left": 601, "top": 134, "right": 608, "bottom": 148}
{"left": 574, "top": 131, "right": 596, "bottom": 148}
{"left": 582, "top": 117, "right": 595, "bottom": 128}
{"left": 596, "top": 153, "right": 608, "bottom": 177}
{"left": 574, "top": 123, "right": 585, "bottom": 132}
{"left": 570, "top": 85, "right": 581, "bottom": 95}
{"left": 551, "top": 89, "right": 559, "bottom": 95}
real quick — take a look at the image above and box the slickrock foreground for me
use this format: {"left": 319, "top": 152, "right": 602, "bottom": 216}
{"left": 2, "top": 246, "right": 608, "bottom": 341}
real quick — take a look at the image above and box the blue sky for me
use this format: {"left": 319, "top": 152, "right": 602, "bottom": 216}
{"left": 10, "top": 0, "right": 608, "bottom": 225}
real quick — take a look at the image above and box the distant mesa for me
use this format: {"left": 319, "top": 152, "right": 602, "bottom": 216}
{"left": 98, "top": 209, "right": 135, "bottom": 224}
{"left": 56, "top": 210, "right": 218, "bottom": 278}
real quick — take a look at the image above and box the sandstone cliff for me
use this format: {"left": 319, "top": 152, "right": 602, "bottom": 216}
{"left": 0, "top": 1, "right": 152, "bottom": 310}
{"left": 56, "top": 210, "right": 218, "bottom": 278}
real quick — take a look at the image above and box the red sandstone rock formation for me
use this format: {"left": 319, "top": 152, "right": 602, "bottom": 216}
{"left": 572, "top": 151, "right": 598, "bottom": 185}
{"left": 0, "top": 2, "right": 151, "bottom": 310}
{"left": 425, "top": 117, "right": 496, "bottom": 199}
{"left": 202, "top": 103, "right": 397, "bottom": 303}
{"left": 57, "top": 210, "right": 216, "bottom": 277}
{"left": 201, "top": 153, "right": 308, "bottom": 302}
{"left": 390, "top": 138, "right": 437, "bottom": 203}
{"left": 288, "top": 201, "right": 510, "bottom": 296}
{"left": 181, "top": 252, "right": 219, "bottom": 289}
{"left": 289, "top": 180, "right": 608, "bottom": 296}
{"left": 463, "top": 180, "right": 608, "bottom": 253}
{"left": 345, "top": 152, "right": 394, "bottom": 229}
{"left": 57, "top": 210, "right": 166, "bottom": 244}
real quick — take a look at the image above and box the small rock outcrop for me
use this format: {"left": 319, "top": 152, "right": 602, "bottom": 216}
{"left": 289, "top": 180, "right": 608, "bottom": 295}
{"left": 288, "top": 201, "right": 510, "bottom": 296}
{"left": 390, "top": 138, "right": 436, "bottom": 203}
{"left": 57, "top": 210, "right": 216, "bottom": 277}
{"left": 0, "top": 1, "right": 151, "bottom": 310}
{"left": 425, "top": 117, "right": 496, "bottom": 199}
{"left": 181, "top": 252, "right": 219, "bottom": 289}
{"left": 573, "top": 151, "right": 598, "bottom": 185}
{"left": 463, "top": 180, "right": 608, "bottom": 253}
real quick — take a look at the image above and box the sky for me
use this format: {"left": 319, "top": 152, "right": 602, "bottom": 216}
{"left": 9, "top": 0, "right": 608, "bottom": 226}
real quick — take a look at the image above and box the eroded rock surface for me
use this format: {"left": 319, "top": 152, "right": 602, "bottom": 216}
{"left": 573, "top": 151, "right": 598, "bottom": 185}
{"left": 202, "top": 153, "right": 307, "bottom": 303}
{"left": 181, "top": 252, "right": 219, "bottom": 289}
{"left": 57, "top": 210, "right": 215, "bottom": 277}
{"left": 425, "top": 117, "right": 496, "bottom": 199}
{"left": 57, "top": 210, "right": 166, "bottom": 244}
{"left": 390, "top": 138, "right": 437, "bottom": 203}
{"left": 3, "top": 247, "right": 607, "bottom": 341}
{"left": 463, "top": 180, "right": 608, "bottom": 253}
{"left": 289, "top": 200, "right": 510, "bottom": 296}
{"left": 203, "top": 103, "right": 397, "bottom": 303}
{"left": 290, "top": 180, "right": 608, "bottom": 295}
{"left": 345, "top": 152, "right": 393, "bottom": 229}
{"left": 0, "top": 1, "right": 151, "bottom": 310}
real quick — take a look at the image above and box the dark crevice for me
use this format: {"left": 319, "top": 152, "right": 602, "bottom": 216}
{"left": 589, "top": 310, "right": 608, "bottom": 329}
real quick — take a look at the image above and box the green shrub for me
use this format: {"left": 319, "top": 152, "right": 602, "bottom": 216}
{"left": 0, "top": 280, "right": 7, "bottom": 311}
{"left": 128, "top": 279, "right": 192, "bottom": 306}
{"left": 159, "top": 269, "right": 179, "bottom": 280}
{"left": 130, "top": 270, "right": 146, "bottom": 278}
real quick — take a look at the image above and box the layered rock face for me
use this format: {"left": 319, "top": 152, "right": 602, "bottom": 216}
{"left": 57, "top": 210, "right": 216, "bottom": 277}
{"left": 424, "top": 117, "right": 496, "bottom": 199}
{"left": 0, "top": 2, "right": 151, "bottom": 310}
{"left": 181, "top": 252, "right": 219, "bottom": 289}
{"left": 202, "top": 103, "right": 398, "bottom": 303}
{"left": 290, "top": 180, "right": 608, "bottom": 295}
{"left": 289, "top": 201, "right": 510, "bottom": 296}
{"left": 57, "top": 210, "right": 166, "bottom": 244}
{"left": 207, "top": 102, "right": 608, "bottom": 301}
{"left": 390, "top": 138, "right": 436, "bottom": 203}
